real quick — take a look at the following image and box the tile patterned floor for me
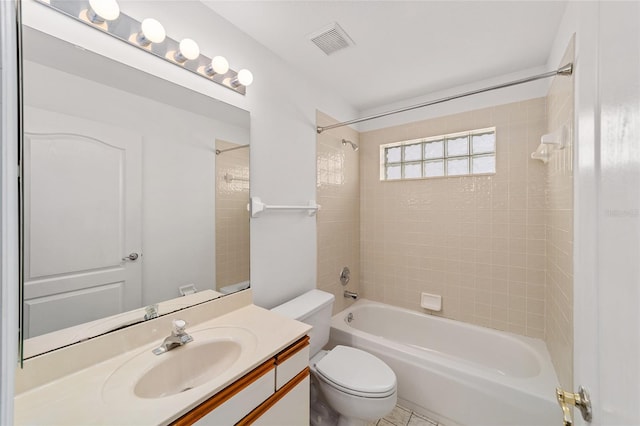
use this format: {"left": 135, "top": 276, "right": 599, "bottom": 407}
{"left": 367, "top": 405, "right": 443, "bottom": 426}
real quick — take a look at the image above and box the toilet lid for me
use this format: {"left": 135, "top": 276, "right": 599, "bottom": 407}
{"left": 315, "top": 346, "right": 396, "bottom": 397}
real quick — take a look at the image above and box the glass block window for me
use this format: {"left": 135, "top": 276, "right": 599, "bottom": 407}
{"left": 380, "top": 128, "right": 496, "bottom": 180}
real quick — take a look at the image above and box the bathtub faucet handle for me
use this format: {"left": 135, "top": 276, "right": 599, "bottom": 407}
{"left": 555, "top": 386, "right": 592, "bottom": 426}
{"left": 340, "top": 267, "right": 351, "bottom": 286}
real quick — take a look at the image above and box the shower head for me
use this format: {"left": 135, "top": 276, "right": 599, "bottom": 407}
{"left": 342, "top": 139, "right": 359, "bottom": 151}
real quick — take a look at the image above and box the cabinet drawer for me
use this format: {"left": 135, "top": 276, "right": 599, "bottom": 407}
{"left": 171, "top": 360, "right": 275, "bottom": 426}
{"left": 252, "top": 375, "right": 310, "bottom": 426}
{"left": 238, "top": 368, "right": 310, "bottom": 426}
{"left": 196, "top": 369, "right": 275, "bottom": 425}
{"left": 274, "top": 336, "right": 309, "bottom": 390}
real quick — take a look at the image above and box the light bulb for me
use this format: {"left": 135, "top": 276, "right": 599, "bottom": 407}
{"left": 174, "top": 38, "right": 200, "bottom": 63}
{"left": 205, "top": 56, "right": 229, "bottom": 76}
{"left": 88, "top": 0, "right": 120, "bottom": 23}
{"left": 232, "top": 69, "right": 253, "bottom": 87}
{"left": 137, "top": 18, "right": 166, "bottom": 46}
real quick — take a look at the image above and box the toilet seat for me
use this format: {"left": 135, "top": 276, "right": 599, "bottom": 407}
{"left": 314, "top": 345, "right": 396, "bottom": 398}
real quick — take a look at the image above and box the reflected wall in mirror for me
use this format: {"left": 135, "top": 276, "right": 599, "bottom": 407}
{"left": 215, "top": 141, "right": 250, "bottom": 295}
{"left": 21, "top": 27, "right": 250, "bottom": 359}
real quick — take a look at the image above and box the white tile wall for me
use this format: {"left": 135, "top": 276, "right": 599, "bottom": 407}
{"left": 215, "top": 140, "right": 250, "bottom": 289}
{"left": 360, "top": 98, "right": 548, "bottom": 338}
{"left": 545, "top": 36, "right": 575, "bottom": 389}
{"left": 316, "top": 111, "right": 360, "bottom": 314}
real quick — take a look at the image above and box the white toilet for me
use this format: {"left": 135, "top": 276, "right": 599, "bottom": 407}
{"left": 272, "top": 290, "right": 397, "bottom": 426}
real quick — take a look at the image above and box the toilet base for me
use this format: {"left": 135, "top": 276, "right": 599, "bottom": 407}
{"left": 310, "top": 375, "right": 339, "bottom": 426}
{"left": 337, "top": 415, "right": 378, "bottom": 426}
{"left": 311, "top": 372, "right": 383, "bottom": 426}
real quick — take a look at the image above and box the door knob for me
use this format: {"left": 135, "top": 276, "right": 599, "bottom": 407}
{"left": 122, "top": 252, "right": 139, "bottom": 261}
{"left": 556, "top": 386, "right": 592, "bottom": 425}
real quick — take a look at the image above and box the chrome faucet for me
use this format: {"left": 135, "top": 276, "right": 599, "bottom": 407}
{"left": 344, "top": 290, "right": 359, "bottom": 300}
{"left": 152, "top": 319, "right": 193, "bottom": 355}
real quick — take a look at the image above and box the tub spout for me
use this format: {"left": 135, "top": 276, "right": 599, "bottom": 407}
{"left": 344, "top": 290, "right": 359, "bottom": 300}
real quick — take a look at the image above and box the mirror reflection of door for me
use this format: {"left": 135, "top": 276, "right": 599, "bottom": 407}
{"left": 23, "top": 107, "right": 142, "bottom": 338}
{"left": 215, "top": 140, "right": 250, "bottom": 294}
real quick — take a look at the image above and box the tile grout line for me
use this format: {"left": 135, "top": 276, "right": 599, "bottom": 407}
{"left": 376, "top": 404, "right": 442, "bottom": 426}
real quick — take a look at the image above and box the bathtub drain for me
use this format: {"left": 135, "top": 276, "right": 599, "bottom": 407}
{"left": 347, "top": 313, "right": 353, "bottom": 323}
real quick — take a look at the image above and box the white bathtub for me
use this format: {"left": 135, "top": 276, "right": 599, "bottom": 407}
{"left": 328, "top": 299, "right": 560, "bottom": 426}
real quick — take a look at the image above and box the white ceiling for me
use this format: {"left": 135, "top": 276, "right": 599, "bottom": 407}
{"left": 202, "top": 1, "right": 567, "bottom": 111}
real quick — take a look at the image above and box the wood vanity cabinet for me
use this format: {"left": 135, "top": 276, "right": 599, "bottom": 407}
{"left": 171, "top": 336, "right": 310, "bottom": 426}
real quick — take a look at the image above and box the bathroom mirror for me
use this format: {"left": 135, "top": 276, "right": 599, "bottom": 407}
{"left": 20, "top": 27, "right": 251, "bottom": 358}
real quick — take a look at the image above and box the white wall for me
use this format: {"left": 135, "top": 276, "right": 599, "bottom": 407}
{"left": 357, "top": 65, "right": 551, "bottom": 132}
{"left": 21, "top": 0, "right": 358, "bottom": 310}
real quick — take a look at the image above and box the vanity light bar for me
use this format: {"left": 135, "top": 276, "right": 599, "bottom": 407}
{"left": 35, "top": 0, "right": 253, "bottom": 95}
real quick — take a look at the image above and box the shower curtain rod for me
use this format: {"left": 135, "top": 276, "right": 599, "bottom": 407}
{"left": 316, "top": 63, "right": 573, "bottom": 134}
{"left": 215, "top": 144, "right": 250, "bottom": 155}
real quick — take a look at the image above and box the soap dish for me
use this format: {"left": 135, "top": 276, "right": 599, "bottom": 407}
{"left": 421, "top": 292, "right": 442, "bottom": 311}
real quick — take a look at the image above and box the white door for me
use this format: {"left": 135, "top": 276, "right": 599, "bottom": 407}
{"left": 23, "top": 106, "right": 142, "bottom": 338}
{"left": 573, "top": 2, "right": 640, "bottom": 425}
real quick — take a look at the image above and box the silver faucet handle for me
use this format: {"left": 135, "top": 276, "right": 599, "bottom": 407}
{"left": 172, "top": 319, "right": 187, "bottom": 334}
{"left": 144, "top": 304, "right": 158, "bottom": 320}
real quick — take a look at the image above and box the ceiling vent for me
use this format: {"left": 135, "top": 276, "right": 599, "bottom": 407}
{"left": 308, "top": 22, "right": 355, "bottom": 56}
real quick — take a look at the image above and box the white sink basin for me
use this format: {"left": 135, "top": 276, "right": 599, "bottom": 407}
{"left": 102, "top": 326, "right": 257, "bottom": 402}
{"left": 135, "top": 339, "right": 242, "bottom": 398}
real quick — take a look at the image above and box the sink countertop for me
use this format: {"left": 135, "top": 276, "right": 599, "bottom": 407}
{"left": 14, "top": 304, "right": 311, "bottom": 425}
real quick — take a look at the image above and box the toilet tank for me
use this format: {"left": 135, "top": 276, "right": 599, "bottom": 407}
{"left": 271, "top": 289, "right": 335, "bottom": 357}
